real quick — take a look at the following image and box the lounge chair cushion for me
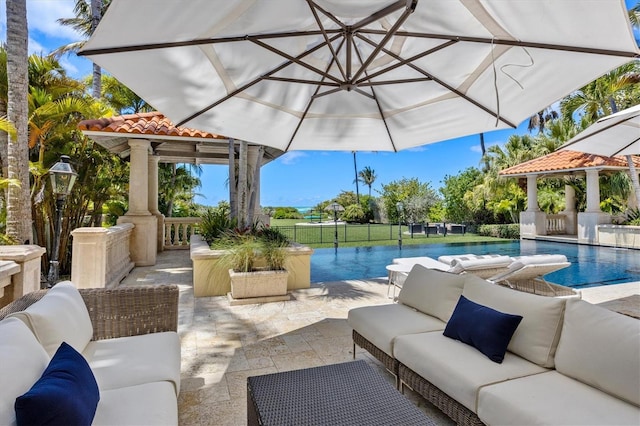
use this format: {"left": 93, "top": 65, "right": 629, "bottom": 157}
{"left": 83, "top": 331, "right": 181, "bottom": 395}
{"left": 512, "top": 254, "right": 568, "bottom": 265}
{"left": 447, "top": 255, "right": 512, "bottom": 274}
{"left": 394, "top": 331, "right": 548, "bottom": 413}
{"left": 0, "top": 318, "right": 50, "bottom": 426}
{"left": 8, "top": 281, "right": 94, "bottom": 356}
{"left": 443, "top": 295, "right": 522, "bottom": 363}
{"left": 93, "top": 382, "right": 178, "bottom": 426}
{"left": 15, "top": 342, "right": 100, "bottom": 426}
{"left": 347, "top": 304, "right": 446, "bottom": 356}
{"left": 555, "top": 299, "right": 640, "bottom": 407}
{"left": 462, "top": 276, "right": 566, "bottom": 368}
{"left": 396, "top": 265, "right": 465, "bottom": 322}
{"left": 478, "top": 371, "right": 640, "bottom": 426}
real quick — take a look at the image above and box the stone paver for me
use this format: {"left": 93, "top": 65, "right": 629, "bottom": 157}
{"left": 120, "top": 249, "right": 640, "bottom": 426}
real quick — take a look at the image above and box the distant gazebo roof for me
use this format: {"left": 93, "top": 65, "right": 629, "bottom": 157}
{"left": 79, "top": 111, "right": 283, "bottom": 165}
{"left": 499, "top": 150, "right": 640, "bottom": 178}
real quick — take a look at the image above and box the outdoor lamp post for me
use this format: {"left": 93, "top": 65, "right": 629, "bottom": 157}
{"left": 325, "top": 202, "right": 344, "bottom": 249}
{"left": 396, "top": 202, "right": 404, "bottom": 249}
{"left": 47, "top": 155, "right": 78, "bottom": 287}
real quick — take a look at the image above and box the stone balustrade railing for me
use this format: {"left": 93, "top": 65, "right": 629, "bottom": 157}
{"left": 0, "top": 245, "right": 44, "bottom": 308}
{"left": 164, "top": 217, "right": 201, "bottom": 250}
{"left": 71, "top": 223, "right": 135, "bottom": 288}
{"left": 546, "top": 214, "right": 567, "bottom": 235}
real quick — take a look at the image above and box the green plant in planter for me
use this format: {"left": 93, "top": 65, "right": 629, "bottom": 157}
{"left": 215, "top": 225, "right": 291, "bottom": 272}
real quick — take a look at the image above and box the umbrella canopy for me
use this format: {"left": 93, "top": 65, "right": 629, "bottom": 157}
{"left": 80, "top": 0, "right": 639, "bottom": 152}
{"left": 560, "top": 104, "right": 640, "bottom": 156}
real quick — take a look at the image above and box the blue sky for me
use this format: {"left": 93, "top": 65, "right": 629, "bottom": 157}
{"left": 1, "top": 0, "right": 638, "bottom": 207}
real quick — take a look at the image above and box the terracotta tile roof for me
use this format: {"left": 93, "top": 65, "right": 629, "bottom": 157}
{"left": 499, "top": 150, "right": 640, "bottom": 176}
{"left": 78, "top": 111, "right": 226, "bottom": 140}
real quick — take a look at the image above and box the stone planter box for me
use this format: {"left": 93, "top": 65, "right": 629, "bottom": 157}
{"left": 597, "top": 224, "right": 640, "bottom": 249}
{"left": 190, "top": 235, "right": 314, "bottom": 297}
{"left": 229, "top": 269, "right": 289, "bottom": 299}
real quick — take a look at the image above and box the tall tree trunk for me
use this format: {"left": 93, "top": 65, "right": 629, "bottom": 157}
{"left": 247, "top": 146, "right": 264, "bottom": 225}
{"left": 237, "top": 141, "right": 248, "bottom": 229}
{"left": 6, "top": 0, "right": 33, "bottom": 243}
{"left": 228, "top": 139, "right": 237, "bottom": 220}
{"left": 90, "top": 0, "right": 102, "bottom": 98}
{"left": 353, "top": 151, "right": 360, "bottom": 204}
{"left": 165, "top": 164, "right": 176, "bottom": 217}
{"left": 0, "top": 102, "right": 8, "bottom": 213}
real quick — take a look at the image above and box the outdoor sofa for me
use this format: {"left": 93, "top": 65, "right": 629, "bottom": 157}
{"left": 348, "top": 265, "right": 640, "bottom": 425}
{"left": 0, "top": 282, "right": 181, "bottom": 425}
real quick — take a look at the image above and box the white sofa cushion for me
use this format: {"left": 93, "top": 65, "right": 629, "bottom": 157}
{"left": 83, "top": 331, "right": 181, "bottom": 394}
{"left": 348, "top": 304, "right": 445, "bottom": 356}
{"left": 0, "top": 318, "right": 50, "bottom": 426}
{"left": 478, "top": 370, "right": 640, "bottom": 426}
{"left": 8, "top": 281, "right": 93, "bottom": 356}
{"left": 555, "top": 299, "right": 640, "bottom": 407}
{"left": 462, "top": 276, "right": 566, "bottom": 368}
{"left": 396, "top": 265, "right": 465, "bottom": 322}
{"left": 394, "top": 331, "right": 548, "bottom": 413}
{"left": 93, "top": 381, "right": 178, "bottom": 426}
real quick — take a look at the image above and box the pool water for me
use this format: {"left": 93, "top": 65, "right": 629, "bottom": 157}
{"left": 310, "top": 240, "right": 640, "bottom": 288}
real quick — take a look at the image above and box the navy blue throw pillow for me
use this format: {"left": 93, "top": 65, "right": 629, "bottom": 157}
{"left": 15, "top": 342, "right": 100, "bottom": 426}
{"left": 443, "top": 295, "right": 523, "bottom": 363}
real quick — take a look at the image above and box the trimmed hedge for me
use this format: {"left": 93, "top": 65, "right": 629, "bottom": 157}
{"left": 476, "top": 224, "right": 520, "bottom": 239}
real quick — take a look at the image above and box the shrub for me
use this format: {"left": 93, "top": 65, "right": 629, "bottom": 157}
{"left": 200, "top": 206, "right": 237, "bottom": 244}
{"left": 342, "top": 204, "right": 366, "bottom": 223}
{"left": 272, "top": 207, "right": 303, "bottom": 219}
{"left": 476, "top": 224, "right": 520, "bottom": 239}
{"left": 622, "top": 207, "right": 640, "bottom": 226}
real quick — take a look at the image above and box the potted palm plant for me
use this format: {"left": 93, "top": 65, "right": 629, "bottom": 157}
{"left": 223, "top": 227, "right": 290, "bottom": 299}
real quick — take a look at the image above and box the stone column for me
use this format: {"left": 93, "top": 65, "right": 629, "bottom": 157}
{"left": 117, "top": 139, "right": 157, "bottom": 266}
{"left": 578, "top": 168, "right": 609, "bottom": 244}
{"left": 520, "top": 174, "right": 546, "bottom": 238}
{"left": 561, "top": 184, "right": 577, "bottom": 234}
{"left": 585, "top": 169, "right": 601, "bottom": 213}
{"left": 148, "top": 154, "right": 165, "bottom": 252}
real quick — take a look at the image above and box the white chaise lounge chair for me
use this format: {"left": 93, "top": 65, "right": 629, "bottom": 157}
{"left": 488, "top": 254, "right": 580, "bottom": 298}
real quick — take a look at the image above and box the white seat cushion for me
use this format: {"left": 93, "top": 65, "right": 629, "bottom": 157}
{"left": 83, "top": 331, "right": 181, "bottom": 394}
{"left": 93, "top": 381, "right": 178, "bottom": 426}
{"left": 555, "top": 299, "right": 640, "bottom": 407}
{"left": 462, "top": 276, "right": 566, "bottom": 368}
{"left": 348, "top": 304, "right": 445, "bottom": 356}
{"left": 478, "top": 371, "right": 640, "bottom": 426}
{"left": 0, "top": 318, "right": 50, "bottom": 426}
{"left": 394, "top": 332, "right": 548, "bottom": 413}
{"left": 397, "top": 265, "right": 465, "bottom": 322}
{"left": 8, "top": 281, "right": 93, "bottom": 356}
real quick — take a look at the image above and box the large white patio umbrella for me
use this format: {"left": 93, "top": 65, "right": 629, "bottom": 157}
{"left": 79, "top": 0, "right": 639, "bottom": 152}
{"left": 560, "top": 104, "right": 640, "bottom": 156}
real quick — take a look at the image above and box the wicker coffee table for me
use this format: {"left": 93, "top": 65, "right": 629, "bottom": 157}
{"left": 247, "top": 360, "right": 435, "bottom": 425}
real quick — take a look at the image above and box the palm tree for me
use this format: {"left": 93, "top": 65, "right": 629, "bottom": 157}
{"left": 358, "top": 166, "right": 377, "bottom": 197}
{"left": 6, "top": 0, "right": 33, "bottom": 243}
{"left": 560, "top": 62, "right": 640, "bottom": 209}
{"left": 54, "top": 0, "right": 109, "bottom": 98}
{"left": 527, "top": 107, "right": 559, "bottom": 134}
{"left": 352, "top": 151, "right": 360, "bottom": 204}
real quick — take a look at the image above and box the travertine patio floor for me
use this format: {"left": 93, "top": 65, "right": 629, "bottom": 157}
{"left": 120, "top": 249, "right": 640, "bottom": 426}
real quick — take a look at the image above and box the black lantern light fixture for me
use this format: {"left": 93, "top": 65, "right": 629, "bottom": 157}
{"left": 396, "top": 201, "right": 404, "bottom": 249}
{"left": 47, "top": 155, "right": 78, "bottom": 286}
{"left": 324, "top": 202, "right": 345, "bottom": 249}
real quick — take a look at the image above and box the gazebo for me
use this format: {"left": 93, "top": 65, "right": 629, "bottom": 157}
{"left": 500, "top": 150, "right": 640, "bottom": 245}
{"left": 78, "top": 111, "right": 284, "bottom": 266}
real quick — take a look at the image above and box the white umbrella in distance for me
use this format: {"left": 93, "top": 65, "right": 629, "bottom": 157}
{"left": 560, "top": 104, "right": 640, "bottom": 156}
{"left": 80, "top": 0, "right": 640, "bottom": 152}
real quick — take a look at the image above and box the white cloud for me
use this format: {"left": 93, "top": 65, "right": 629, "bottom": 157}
{"left": 470, "top": 141, "right": 502, "bottom": 153}
{"left": 27, "top": 0, "right": 80, "bottom": 41}
{"left": 279, "top": 151, "right": 307, "bottom": 165}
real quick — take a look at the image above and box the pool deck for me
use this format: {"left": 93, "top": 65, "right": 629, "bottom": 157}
{"left": 120, "top": 249, "right": 640, "bottom": 426}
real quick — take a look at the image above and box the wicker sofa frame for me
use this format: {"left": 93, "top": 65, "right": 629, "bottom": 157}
{"left": 0, "top": 285, "right": 179, "bottom": 340}
{"left": 353, "top": 330, "right": 484, "bottom": 426}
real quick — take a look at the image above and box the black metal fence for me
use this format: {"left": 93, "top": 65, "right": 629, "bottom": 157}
{"left": 272, "top": 222, "right": 465, "bottom": 245}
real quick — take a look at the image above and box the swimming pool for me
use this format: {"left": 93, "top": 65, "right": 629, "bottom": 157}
{"left": 310, "top": 240, "right": 640, "bottom": 288}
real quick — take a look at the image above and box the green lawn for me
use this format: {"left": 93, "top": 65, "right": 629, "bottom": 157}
{"left": 270, "top": 219, "right": 511, "bottom": 249}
